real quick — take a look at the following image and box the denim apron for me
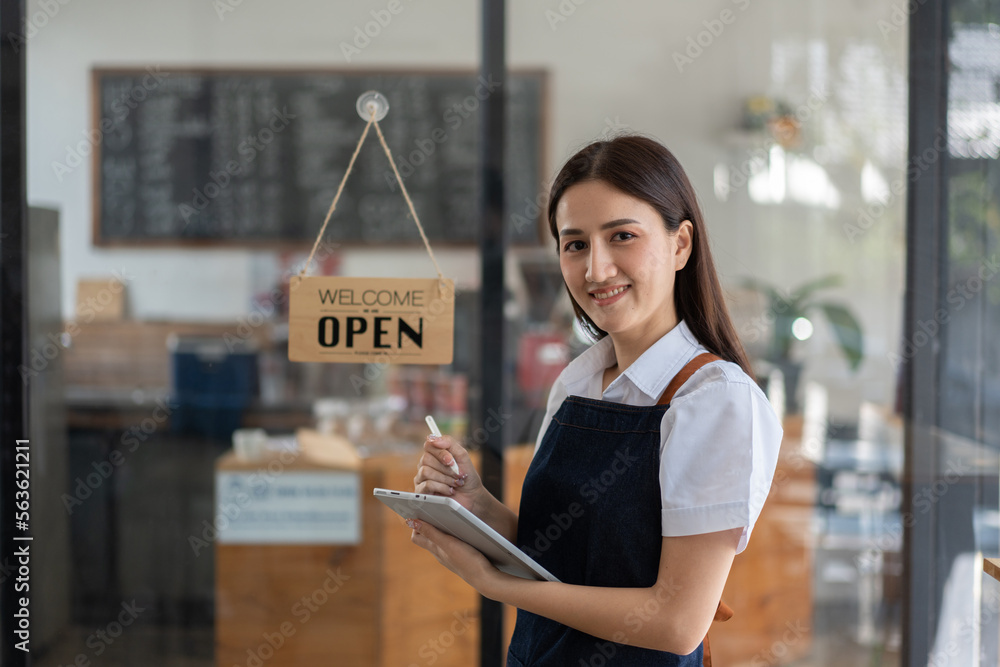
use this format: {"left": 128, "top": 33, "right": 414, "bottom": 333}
{"left": 507, "top": 353, "right": 725, "bottom": 667}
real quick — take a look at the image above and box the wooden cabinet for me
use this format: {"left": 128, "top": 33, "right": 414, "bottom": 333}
{"left": 215, "top": 452, "right": 479, "bottom": 667}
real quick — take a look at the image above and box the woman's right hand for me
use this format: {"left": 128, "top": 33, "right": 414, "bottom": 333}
{"left": 414, "top": 435, "right": 484, "bottom": 514}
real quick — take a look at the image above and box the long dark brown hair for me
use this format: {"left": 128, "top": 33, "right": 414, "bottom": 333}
{"left": 548, "top": 134, "right": 753, "bottom": 377}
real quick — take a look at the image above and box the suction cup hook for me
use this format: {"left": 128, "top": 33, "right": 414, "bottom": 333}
{"left": 356, "top": 91, "right": 389, "bottom": 122}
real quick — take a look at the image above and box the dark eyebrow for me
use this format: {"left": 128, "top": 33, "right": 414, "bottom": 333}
{"left": 558, "top": 218, "right": 639, "bottom": 237}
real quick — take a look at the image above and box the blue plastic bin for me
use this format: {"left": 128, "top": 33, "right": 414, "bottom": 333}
{"left": 169, "top": 337, "right": 258, "bottom": 441}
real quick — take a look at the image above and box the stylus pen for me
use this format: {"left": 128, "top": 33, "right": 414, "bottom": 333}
{"left": 425, "top": 415, "right": 461, "bottom": 476}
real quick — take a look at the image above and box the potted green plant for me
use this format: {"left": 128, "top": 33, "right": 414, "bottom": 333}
{"left": 741, "top": 274, "right": 864, "bottom": 412}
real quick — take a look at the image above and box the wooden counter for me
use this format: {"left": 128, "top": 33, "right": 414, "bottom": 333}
{"left": 215, "top": 450, "right": 479, "bottom": 667}
{"left": 215, "top": 420, "right": 814, "bottom": 666}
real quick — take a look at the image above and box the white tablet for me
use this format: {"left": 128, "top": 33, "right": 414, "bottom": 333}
{"left": 373, "top": 488, "right": 560, "bottom": 582}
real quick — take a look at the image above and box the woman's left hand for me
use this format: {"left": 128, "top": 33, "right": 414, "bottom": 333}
{"left": 408, "top": 520, "right": 502, "bottom": 597}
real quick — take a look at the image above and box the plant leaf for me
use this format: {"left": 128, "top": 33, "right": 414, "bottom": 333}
{"left": 740, "top": 277, "right": 791, "bottom": 311}
{"left": 790, "top": 274, "right": 843, "bottom": 308}
{"left": 816, "top": 302, "right": 864, "bottom": 371}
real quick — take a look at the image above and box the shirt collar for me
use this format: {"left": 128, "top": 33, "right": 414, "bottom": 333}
{"left": 560, "top": 320, "right": 705, "bottom": 400}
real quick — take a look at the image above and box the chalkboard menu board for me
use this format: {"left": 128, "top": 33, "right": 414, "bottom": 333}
{"left": 92, "top": 68, "right": 547, "bottom": 245}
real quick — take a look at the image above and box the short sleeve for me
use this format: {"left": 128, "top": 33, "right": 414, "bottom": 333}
{"left": 658, "top": 369, "right": 782, "bottom": 553}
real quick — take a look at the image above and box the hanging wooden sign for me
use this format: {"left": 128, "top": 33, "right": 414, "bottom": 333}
{"left": 288, "top": 276, "right": 454, "bottom": 365}
{"left": 287, "top": 92, "right": 455, "bottom": 365}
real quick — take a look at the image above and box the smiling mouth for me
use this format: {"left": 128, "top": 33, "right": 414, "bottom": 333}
{"left": 589, "top": 285, "right": 630, "bottom": 300}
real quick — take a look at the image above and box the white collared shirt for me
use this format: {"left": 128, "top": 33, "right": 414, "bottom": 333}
{"left": 534, "top": 321, "right": 782, "bottom": 553}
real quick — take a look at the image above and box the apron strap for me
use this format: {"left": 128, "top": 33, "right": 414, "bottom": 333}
{"left": 702, "top": 601, "right": 734, "bottom": 667}
{"left": 656, "top": 352, "right": 722, "bottom": 405}
{"left": 654, "top": 350, "right": 731, "bottom": 666}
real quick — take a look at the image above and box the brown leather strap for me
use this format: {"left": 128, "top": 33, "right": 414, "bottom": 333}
{"left": 703, "top": 601, "right": 734, "bottom": 667}
{"left": 714, "top": 601, "right": 734, "bottom": 622}
{"left": 657, "top": 352, "right": 722, "bottom": 406}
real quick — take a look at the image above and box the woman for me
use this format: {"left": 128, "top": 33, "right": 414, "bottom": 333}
{"left": 410, "top": 135, "right": 782, "bottom": 665}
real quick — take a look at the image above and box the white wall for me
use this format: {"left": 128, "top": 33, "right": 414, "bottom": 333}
{"left": 27, "top": 0, "right": 908, "bottom": 418}
{"left": 28, "top": 0, "right": 483, "bottom": 322}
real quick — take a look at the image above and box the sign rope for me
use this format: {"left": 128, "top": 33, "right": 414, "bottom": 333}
{"left": 299, "top": 108, "right": 446, "bottom": 287}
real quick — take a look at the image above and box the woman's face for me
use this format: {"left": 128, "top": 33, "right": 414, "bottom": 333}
{"left": 555, "top": 180, "right": 692, "bottom": 342}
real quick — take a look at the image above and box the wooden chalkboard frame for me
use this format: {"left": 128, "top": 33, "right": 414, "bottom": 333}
{"left": 90, "top": 66, "right": 550, "bottom": 248}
